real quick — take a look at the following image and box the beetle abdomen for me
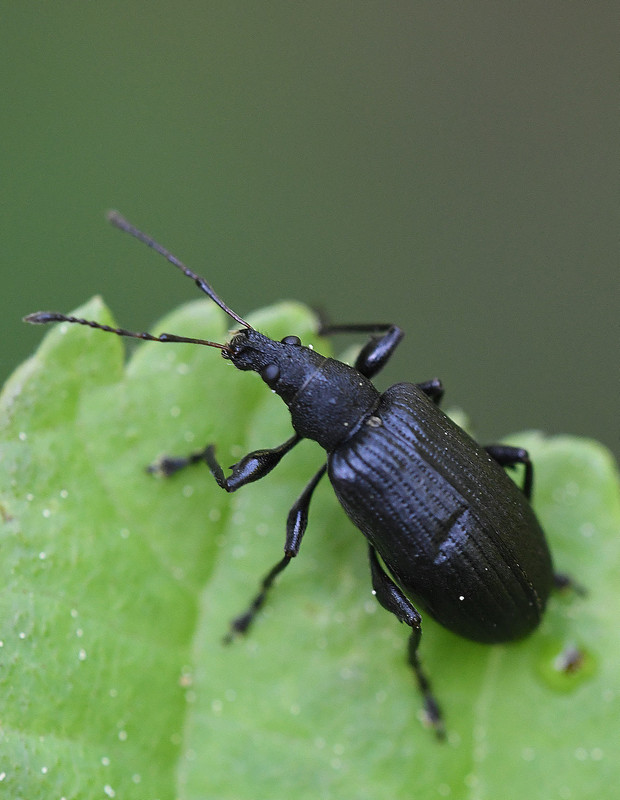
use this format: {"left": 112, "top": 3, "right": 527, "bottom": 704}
{"left": 328, "top": 382, "right": 553, "bottom": 643}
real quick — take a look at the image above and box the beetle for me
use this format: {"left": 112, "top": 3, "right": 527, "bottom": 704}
{"left": 26, "top": 212, "right": 567, "bottom": 736}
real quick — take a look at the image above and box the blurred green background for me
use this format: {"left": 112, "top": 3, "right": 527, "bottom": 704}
{"left": 2, "top": 3, "right": 617, "bottom": 457}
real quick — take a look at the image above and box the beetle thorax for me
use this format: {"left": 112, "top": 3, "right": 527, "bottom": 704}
{"left": 286, "top": 358, "right": 380, "bottom": 450}
{"left": 225, "top": 329, "right": 380, "bottom": 451}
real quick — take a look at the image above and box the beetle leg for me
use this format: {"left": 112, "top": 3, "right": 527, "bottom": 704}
{"left": 484, "top": 456, "right": 584, "bottom": 596}
{"left": 485, "top": 444, "right": 533, "bottom": 500}
{"left": 415, "top": 378, "right": 444, "bottom": 405}
{"left": 224, "top": 464, "right": 327, "bottom": 641}
{"left": 149, "top": 434, "right": 301, "bottom": 490}
{"left": 318, "top": 321, "right": 404, "bottom": 379}
{"left": 147, "top": 447, "right": 214, "bottom": 477}
{"left": 553, "top": 572, "right": 587, "bottom": 595}
{"left": 352, "top": 326, "right": 404, "bottom": 379}
{"left": 368, "top": 546, "right": 445, "bottom": 737}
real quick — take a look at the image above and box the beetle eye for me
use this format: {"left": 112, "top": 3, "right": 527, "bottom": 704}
{"left": 281, "top": 335, "right": 301, "bottom": 346}
{"left": 261, "top": 363, "right": 280, "bottom": 387}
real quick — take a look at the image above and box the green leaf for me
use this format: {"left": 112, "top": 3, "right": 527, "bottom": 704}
{"left": 1, "top": 299, "right": 619, "bottom": 799}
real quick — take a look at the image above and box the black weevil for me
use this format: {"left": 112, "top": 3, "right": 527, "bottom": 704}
{"left": 26, "top": 212, "right": 570, "bottom": 737}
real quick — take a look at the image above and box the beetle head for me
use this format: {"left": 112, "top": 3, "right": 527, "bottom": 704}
{"left": 224, "top": 328, "right": 325, "bottom": 403}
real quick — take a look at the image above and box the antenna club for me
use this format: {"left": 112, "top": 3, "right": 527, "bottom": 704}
{"left": 106, "top": 209, "right": 127, "bottom": 228}
{"left": 24, "top": 311, "right": 58, "bottom": 324}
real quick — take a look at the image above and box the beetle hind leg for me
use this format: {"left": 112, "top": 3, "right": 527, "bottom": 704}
{"left": 416, "top": 378, "right": 444, "bottom": 405}
{"left": 485, "top": 444, "right": 533, "bottom": 500}
{"left": 553, "top": 572, "right": 587, "bottom": 596}
{"left": 408, "top": 632, "right": 445, "bottom": 739}
{"left": 368, "top": 546, "right": 445, "bottom": 738}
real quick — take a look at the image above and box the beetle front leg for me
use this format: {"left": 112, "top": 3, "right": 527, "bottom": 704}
{"left": 353, "top": 325, "right": 404, "bottom": 379}
{"left": 319, "top": 321, "right": 403, "bottom": 379}
{"left": 225, "top": 464, "right": 327, "bottom": 641}
{"left": 368, "top": 546, "right": 445, "bottom": 738}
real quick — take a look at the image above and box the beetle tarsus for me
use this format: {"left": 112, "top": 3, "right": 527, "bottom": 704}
{"left": 223, "top": 610, "right": 256, "bottom": 644}
{"left": 422, "top": 695, "right": 446, "bottom": 740}
{"left": 147, "top": 448, "right": 211, "bottom": 477}
{"left": 224, "top": 554, "right": 293, "bottom": 643}
{"left": 408, "top": 637, "right": 445, "bottom": 739}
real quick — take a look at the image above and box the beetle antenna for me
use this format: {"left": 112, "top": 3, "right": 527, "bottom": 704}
{"left": 106, "top": 210, "right": 252, "bottom": 329}
{"left": 24, "top": 311, "right": 228, "bottom": 350}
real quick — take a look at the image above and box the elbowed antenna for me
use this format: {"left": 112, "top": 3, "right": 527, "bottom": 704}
{"left": 106, "top": 210, "right": 252, "bottom": 329}
{"left": 24, "top": 311, "right": 228, "bottom": 350}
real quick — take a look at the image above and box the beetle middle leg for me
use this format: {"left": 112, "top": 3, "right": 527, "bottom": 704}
{"left": 368, "top": 546, "right": 445, "bottom": 738}
{"left": 223, "top": 463, "right": 327, "bottom": 641}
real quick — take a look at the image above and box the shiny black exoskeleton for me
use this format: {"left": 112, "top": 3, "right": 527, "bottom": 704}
{"left": 25, "top": 213, "right": 561, "bottom": 736}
